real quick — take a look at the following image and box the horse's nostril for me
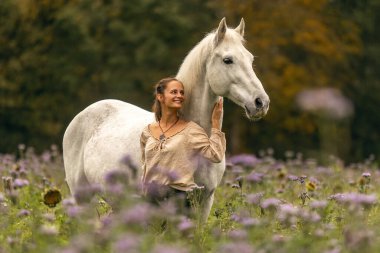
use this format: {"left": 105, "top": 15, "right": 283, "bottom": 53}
{"left": 255, "top": 97, "right": 263, "bottom": 109}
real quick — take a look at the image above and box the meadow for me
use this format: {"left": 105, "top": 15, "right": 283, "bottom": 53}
{"left": 0, "top": 145, "right": 379, "bottom": 253}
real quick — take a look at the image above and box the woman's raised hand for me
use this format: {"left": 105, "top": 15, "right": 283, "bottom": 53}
{"left": 211, "top": 97, "right": 223, "bottom": 130}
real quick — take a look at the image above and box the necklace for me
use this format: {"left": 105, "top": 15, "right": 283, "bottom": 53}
{"left": 158, "top": 117, "right": 179, "bottom": 141}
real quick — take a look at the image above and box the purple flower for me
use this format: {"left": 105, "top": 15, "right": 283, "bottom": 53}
{"left": 246, "top": 192, "right": 264, "bottom": 205}
{"left": 120, "top": 154, "right": 138, "bottom": 172}
{"left": 310, "top": 200, "right": 328, "bottom": 209}
{"left": 228, "top": 229, "right": 248, "bottom": 240}
{"left": 73, "top": 184, "right": 102, "bottom": 204}
{"left": 246, "top": 172, "right": 264, "bottom": 183}
{"left": 65, "top": 206, "right": 84, "bottom": 218}
{"left": 261, "top": 198, "right": 282, "bottom": 209}
{"left": 41, "top": 151, "right": 52, "bottom": 163}
{"left": 287, "top": 175, "right": 299, "bottom": 181}
{"left": 177, "top": 218, "right": 194, "bottom": 232}
{"left": 113, "top": 234, "right": 141, "bottom": 253}
{"left": 240, "top": 217, "right": 260, "bottom": 227}
{"left": 17, "top": 209, "right": 31, "bottom": 217}
{"left": 362, "top": 172, "right": 371, "bottom": 178}
{"left": 299, "top": 210, "right": 321, "bottom": 223}
{"left": 329, "top": 193, "right": 377, "bottom": 207}
{"left": 121, "top": 203, "right": 153, "bottom": 226}
{"left": 104, "top": 169, "right": 129, "bottom": 185}
{"left": 296, "top": 88, "right": 354, "bottom": 119}
{"left": 228, "top": 154, "right": 260, "bottom": 167}
{"left": 62, "top": 197, "right": 76, "bottom": 207}
{"left": 231, "top": 165, "right": 244, "bottom": 174}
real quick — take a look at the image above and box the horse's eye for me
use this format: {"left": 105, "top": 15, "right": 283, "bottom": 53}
{"left": 223, "top": 57, "right": 233, "bottom": 64}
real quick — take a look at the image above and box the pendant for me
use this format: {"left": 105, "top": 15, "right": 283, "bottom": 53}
{"left": 159, "top": 134, "right": 165, "bottom": 141}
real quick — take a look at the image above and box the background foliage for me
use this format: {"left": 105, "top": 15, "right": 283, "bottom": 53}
{"left": 1, "top": 0, "right": 379, "bottom": 161}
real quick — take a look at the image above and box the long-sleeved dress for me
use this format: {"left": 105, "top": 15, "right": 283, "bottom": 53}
{"left": 140, "top": 121, "right": 226, "bottom": 192}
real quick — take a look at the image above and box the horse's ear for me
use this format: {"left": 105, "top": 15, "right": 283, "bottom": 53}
{"left": 235, "top": 18, "right": 245, "bottom": 37}
{"left": 214, "top": 17, "right": 227, "bottom": 46}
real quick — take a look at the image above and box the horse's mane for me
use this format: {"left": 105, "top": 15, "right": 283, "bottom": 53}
{"left": 176, "top": 33, "right": 214, "bottom": 102}
{"left": 176, "top": 29, "right": 244, "bottom": 113}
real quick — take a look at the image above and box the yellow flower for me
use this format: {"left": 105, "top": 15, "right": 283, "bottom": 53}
{"left": 306, "top": 181, "right": 316, "bottom": 192}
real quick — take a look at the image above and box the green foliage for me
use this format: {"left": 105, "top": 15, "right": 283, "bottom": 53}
{"left": 0, "top": 0, "right": 216, "bottom": 153}
{"left": 5, "top": 148, "right": 380, "bottom": 252}
{"left": 0, "top": 0, "right": 379, "bottom": 161}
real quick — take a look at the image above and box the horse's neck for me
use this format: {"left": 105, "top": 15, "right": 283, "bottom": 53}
{"left": 176, "top": 36, "right": 219, "bottom": 134}
{"left": 185, "top": 80, "right": 218, "bottom": 134}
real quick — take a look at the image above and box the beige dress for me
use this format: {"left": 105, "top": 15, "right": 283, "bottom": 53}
{"left": 140, "top": 121, "right": 226, "bottom": 192}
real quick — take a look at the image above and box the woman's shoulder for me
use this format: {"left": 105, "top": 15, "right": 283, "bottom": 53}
{"left": 141, "top": 122, "right": 157, "bottom": 137}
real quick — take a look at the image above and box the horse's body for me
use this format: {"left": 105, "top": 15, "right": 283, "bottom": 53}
{"left": 63, "top": 18, "right": 269, "bottom": 220}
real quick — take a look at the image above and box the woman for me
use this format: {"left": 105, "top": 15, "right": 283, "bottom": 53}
{"left": 140, "top": 77, "right": 226, "bottom": 210}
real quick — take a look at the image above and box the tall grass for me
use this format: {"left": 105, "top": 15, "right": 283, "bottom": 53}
{"left": 0, "top": 146, "right": 378, "bottom": 253}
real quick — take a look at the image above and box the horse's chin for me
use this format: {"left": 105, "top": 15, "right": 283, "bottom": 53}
{"left": 245, "top": 110, "right": 267, "bottom": 121}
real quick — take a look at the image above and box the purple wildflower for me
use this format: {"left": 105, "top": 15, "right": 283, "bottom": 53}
{"left": 310, "top": 200, "right": 328, "bottom": 209}
{"left": 177, "top": 218, "right": 194, "bottom": 232}
{"left": 240, "top": 217, "right": 260, "bottom": 227}
{"left": 121, "top": 203, "right": 153, "bottom": 226}
{"left": 246, "top": 172, "right": 264, "bottom": 183}
{"left": 277, "top": 204, "right": 299, "bottom": 225}
{"left": 261, "top": 198, "right": 282, "bottom": 209}
{"left": 296, "top": 88, "right": 354, "bottom": 119}
{"left": 65, "top": 206, "right": 84, "bottom": 218}
{"left": 113, "top": 234, "right": 141, "bottom": 253}
{"left": 104, "top": 169, "right": 129, "bottom": 185}
{"left": 62, "top": 197, "right": 76, "bottom": 207}
{"left": 246, "top": 192, "right": 264, "bottom": 205}
{"left": 228, "top": 229, "right": 248, "bottom": 240}
{"left": 362, "top": 172, "right": 371, "bottom": 178}
{"left": 329, "top": 193, "right": 377, "bottom": 208}
{"left": 228, "top": 154, "right": 260, "bottom": 167}
{"left": 287, "top": 175, "right": 299, "bottom": 181}
{"left": 17, "top": 209, "right": 31, "bottom": 217}
{"left": 73, "top": 184, "right": 102, "bottom": 204}
{"left": 300, "top": 210, "right": 321, "bottom": 223}
{"left": 41, "top": 151, "right": 52, "bottom": 163}
{"left": 231, "top": 165, "right": 244, "bottom": 174}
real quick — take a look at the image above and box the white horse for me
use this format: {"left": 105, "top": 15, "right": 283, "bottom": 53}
{"left": 63, "top": 18, "right": 269, "bottom": 220}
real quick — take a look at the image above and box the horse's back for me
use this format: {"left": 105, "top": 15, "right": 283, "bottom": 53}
{"left": 63, "top": 99, "right": 154, "bottom": 193}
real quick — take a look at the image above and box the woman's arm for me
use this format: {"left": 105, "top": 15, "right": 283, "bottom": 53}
{"left": 189, "top": 98, "right": 226, "bottom": 162}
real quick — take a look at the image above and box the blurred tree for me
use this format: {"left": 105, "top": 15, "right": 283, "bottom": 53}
{"left": 214, "top": 0, "right": 363, "bottom": 160}
{"left": 0, "top": 0, "right": 217, "bottom": 153}
{"left": 330, "top": 0, "right": 380, "bottom": 160}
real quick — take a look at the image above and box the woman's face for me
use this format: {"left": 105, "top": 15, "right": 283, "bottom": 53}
{"left": 158, "top": 80, "right": 185, "bottom": 110}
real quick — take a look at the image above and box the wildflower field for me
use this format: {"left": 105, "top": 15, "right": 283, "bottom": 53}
{"left": 0, "top": 145, "right": 379, "bottom": 253}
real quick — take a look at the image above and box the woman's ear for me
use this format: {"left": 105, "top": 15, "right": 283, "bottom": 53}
{"left": 157, "top": 94, "right": 163, "bottom": 102}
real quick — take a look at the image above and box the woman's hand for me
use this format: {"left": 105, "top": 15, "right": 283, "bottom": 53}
{"left": 211, "top": 97, "right": 223, "bottom": 129}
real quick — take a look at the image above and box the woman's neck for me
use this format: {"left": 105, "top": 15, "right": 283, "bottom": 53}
{"left": 159, "top": 109, "right": 179, "bottom": 127}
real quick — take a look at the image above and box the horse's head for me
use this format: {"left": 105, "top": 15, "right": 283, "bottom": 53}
{"left": 206, "top": 18, "right": 270, "bottom": 120}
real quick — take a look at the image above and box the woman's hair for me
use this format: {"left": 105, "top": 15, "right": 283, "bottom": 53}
{"left": 152, "top": 77, "right": 183, "bottom": 121}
